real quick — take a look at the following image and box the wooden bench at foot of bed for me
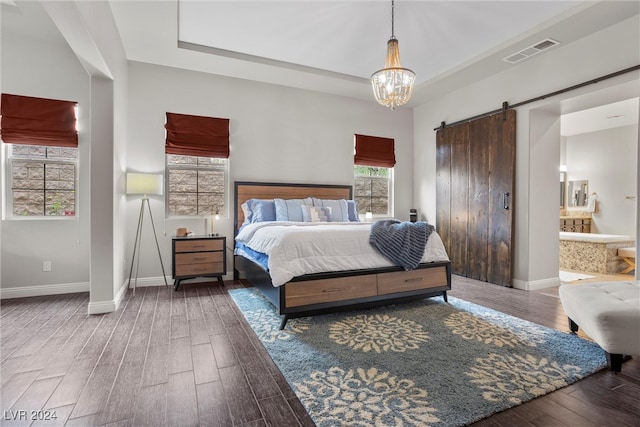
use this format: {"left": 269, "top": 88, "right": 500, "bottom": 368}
{"left": 235, "top": 255, "right": 451, "bottom": 329}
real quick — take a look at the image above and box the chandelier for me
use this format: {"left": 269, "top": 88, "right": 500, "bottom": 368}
{"left": 370, "top": 0, "right": 415, "bottom": 110}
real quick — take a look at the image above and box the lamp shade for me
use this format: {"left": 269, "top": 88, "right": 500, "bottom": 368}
{"left": 126, "top": 173, "right": 163, "bottom": 196}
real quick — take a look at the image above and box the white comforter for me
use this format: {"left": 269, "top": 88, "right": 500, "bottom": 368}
{"left": 235, "top": 221, "right": 450, "bottom": 287}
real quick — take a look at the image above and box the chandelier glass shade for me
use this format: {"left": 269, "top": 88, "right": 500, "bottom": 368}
{"left": 370, "top": 1, "right": 415, "bottom": 109}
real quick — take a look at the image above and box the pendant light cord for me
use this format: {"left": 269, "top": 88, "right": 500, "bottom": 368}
{"left": 391, "top": 0, "right": 395, "bottom": 39}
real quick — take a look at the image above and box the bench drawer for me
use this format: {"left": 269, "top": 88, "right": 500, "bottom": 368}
{"left": 285, "top": 275, "right": 377, "bottom": 307}
{"left": 377, "top": 266, "right": 448, "bottom": 295}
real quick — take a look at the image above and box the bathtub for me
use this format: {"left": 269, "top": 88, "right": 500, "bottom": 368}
{"left": 559, "top": 232, "right": 635, "bottom": 274}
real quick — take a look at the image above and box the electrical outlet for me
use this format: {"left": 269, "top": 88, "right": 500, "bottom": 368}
{"left": 43, "top": 261, "right": 51, "bottom": 272}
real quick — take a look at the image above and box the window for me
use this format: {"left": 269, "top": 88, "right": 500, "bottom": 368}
{"left": 1, "top": 93, "right": 79, "bottom": 218}
{"left": 354, "top": 134, "right": 395, "bottom": 216}
{"left": 354, "top": 166, "right": 392, "bottom": 215}
{"left": 164, "top": 112, "right": 230, "bottom": 217}
{"left": 166, "top": 154, "right": 226, "bottom": 216}
{"left": 7, "top": 144, "right": 78, "bottom": 216}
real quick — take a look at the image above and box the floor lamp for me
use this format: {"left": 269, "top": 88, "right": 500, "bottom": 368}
{"left": 127, "top": 172, "right": 168, "bottom": 295}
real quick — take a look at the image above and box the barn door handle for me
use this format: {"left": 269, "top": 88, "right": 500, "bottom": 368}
{"left": 503, "top": 192, "right": 510, "bottom": 210}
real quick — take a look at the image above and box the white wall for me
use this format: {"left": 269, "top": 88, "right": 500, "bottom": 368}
{"left": 414, "top": 14, "right": 639, "bottom": 288}
{"left": 1, "top": 11, "right": 91, "bottom": 293}
{"left": 126, "top": 61, "right": 414, "bottom": 280}
{"left": 1, "top": 1, "right": 129, "bottom": 313}
{"left": 565, "top": 124, "right": 638, "bottom": 236}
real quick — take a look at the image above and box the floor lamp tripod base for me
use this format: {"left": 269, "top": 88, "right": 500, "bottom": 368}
{"left": 127, "top": 197, "right": 168, "bottom": 296}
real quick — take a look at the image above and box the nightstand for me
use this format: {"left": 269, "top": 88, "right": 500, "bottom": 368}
{"left": 172, "top": 235, "right": 226, "bottom": 291}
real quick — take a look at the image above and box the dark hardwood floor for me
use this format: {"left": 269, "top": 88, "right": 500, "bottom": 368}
{"left": 1, "top": 276, "right": 639, "bottom": 426}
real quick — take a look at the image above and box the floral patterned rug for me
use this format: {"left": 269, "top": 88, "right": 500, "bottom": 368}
{"left": 229, "top": 288, "right": 607, "bottom": 427}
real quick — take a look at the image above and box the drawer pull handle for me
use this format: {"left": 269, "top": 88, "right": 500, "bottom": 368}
{"left": 404, "top": 277, "right": 424, "bottom": 283}
{"left": 323, "top": 288, "right": 345, "bottom": 293}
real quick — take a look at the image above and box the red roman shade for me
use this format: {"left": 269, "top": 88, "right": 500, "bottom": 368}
{"left": 165, "top": 112, "right": 230, "bottom": 158}
{"left": 0, "top": 93, "right": 78, "bottom": 147}
{"left": 354, "top": 134, "right": 396, "bottom": 168}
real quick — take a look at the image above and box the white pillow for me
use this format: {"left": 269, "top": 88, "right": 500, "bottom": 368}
{"left": 301, "top": 205, "right": 332, "bottom": 222}
{"left": 312, "top": 198, "right": 349, "bottom": 222}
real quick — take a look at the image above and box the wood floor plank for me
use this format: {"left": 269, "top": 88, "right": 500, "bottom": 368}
{"left": 170, "top": 315, "right": 189, "bottom": 339}
{"left": 67, "top": 361, "right": 119, "bottom": 419}
{"left": 195, "top": 380, "right": 232, "bottom": 427}
{"left": 37, "top": 314, "right": 103, "bottom": 379}
{"left": 148, "top": 299, "right": 171, "bottom": 348}
{"left": 166, "top": 371, "right": 198, "bottom": 427}
{"left": 184, "top": 287, "right": 204, "bottom": 321}
{"left": 76, "top": 312, "right": 122, "bottom": 361}
{"left": 141, "top": 344, "right": 169, "bottom": 387}
{"left": 0, "top": 370, "right": 42, "bottom": 413}
{"left": 211, "top": 293, "right": 240, "bottom": 327}
{"left": 8, "top": 376, "right": 62, "bottom": 427}
{"left": 188, "top": 319, "right": 210, "bottom": 345}
{"left": 170, "top": 290, "right": 186, "bottom": 317}
{"left": 209, "top": 333, "right": 238, "bottom": 369}
{"left": 168, "top": 336, "right": 192, "bottom": 374}
{"left": 227, "top": 325, "right": 280, "bottom": 400}
{"left": 219, "top": 364, "right": 263, "bottom": 425}
{"left": 0, "top": 357, "right": 27, "bottom": 387}
{"left": 44, "top": 357, "right": 96, "bottom": 410}
{"left": 257, "top": 395, "right": 301, "bottom": 427}
{"left": 132, "top": 383, "right": 167, "bottom": 427}
{"left": 98, "top": 308, "right": 155, "bottom": 425}
{"left": 545, "top": 387, "right": 637, "bottom": 427}
{"left": 191, "top": 343, "right": 220, "bottom": 385}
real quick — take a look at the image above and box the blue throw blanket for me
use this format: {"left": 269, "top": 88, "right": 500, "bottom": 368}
{"left": 370, "top": 220, "right": 435, "bottom": 270}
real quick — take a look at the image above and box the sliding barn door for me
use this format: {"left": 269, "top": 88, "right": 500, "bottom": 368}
{"left": 436, "top": 110, "right": 516, "bottom": 286}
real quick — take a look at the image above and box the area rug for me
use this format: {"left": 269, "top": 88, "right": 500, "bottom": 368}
{"left": 560, "top": 270, "right": 596, "bottom": 282}
{"left": 229, "top": 288, "right": 607, "bottom": 427}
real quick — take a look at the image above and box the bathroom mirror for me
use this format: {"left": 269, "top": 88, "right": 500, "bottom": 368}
{"left": 560, "top": 172, "right": 566, "bottom": 208}
{"left": 567, "top": 180, "right": 588, "bottom": 207}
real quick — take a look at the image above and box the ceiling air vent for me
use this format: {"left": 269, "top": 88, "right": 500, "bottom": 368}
{"left": 503, "top": 38, "right": 559, "bottom": 64}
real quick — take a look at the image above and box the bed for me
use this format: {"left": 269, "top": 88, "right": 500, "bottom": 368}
{"left": 233, "top": 181, "right": 452, "bottom": 329}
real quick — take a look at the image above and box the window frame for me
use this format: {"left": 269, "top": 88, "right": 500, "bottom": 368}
{"left": 165, "top": 154, "right": 228, "bottom": 218}
{"left": 4, "top": 144, "right": 79, "bottom": 219}
{"left": 353, "top": 165, "right": 394, "bottom": 218}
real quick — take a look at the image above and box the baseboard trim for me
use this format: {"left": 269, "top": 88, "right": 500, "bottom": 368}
{"left": 0, "top": 282, "right": 90, "bottom": 299}
{"left": 88, "top": 299, "right": 116, "bottom": 315}
{"left": 513, "top": 277, "right": 561, "bottom": 291}
{"left": 127, "top": 276, "right": 172, "bottom": 288}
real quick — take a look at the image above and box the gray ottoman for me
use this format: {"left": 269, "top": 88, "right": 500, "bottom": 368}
{"left": 559, "top": 280, "right": 640, "bottom": 372}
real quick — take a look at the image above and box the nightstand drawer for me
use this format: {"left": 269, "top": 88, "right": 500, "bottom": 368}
{"left": 175, "top": 252, "right": 223, "bottom": 265}
{"left": 175, "top": 262, "right": 224, "bottom": 277}
{"left": 174, "top": 239, "right": 224, "bottom": 253}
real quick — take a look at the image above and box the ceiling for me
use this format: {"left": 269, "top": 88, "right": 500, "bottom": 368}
{"left": 174, "top": 0, "right": 580, "bottom": 87}
{"left": 2, "top": 0, "right": 639, "bottom": 135}
{"left": 107, "top": 0, "right": 639, "bottom": 106}
{"left": 561, "top": 98, "right": 639, "bottom": 137}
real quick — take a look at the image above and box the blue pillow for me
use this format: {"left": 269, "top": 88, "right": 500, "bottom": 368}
{"left": 347, "top": 200, "right": 360, "bottom": 222}
{"left": 274, "top": 198, "right": 313, "bottom": 222}
{"left": 247, "top": 199, "right": 276, "bottom": 222}
{"left": 312, "top": 198, "right": 349, "bottom": 222}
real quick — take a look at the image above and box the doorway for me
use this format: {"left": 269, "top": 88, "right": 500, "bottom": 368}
{"left": 557, "top": 94, "right": 638, "bottom": 282}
